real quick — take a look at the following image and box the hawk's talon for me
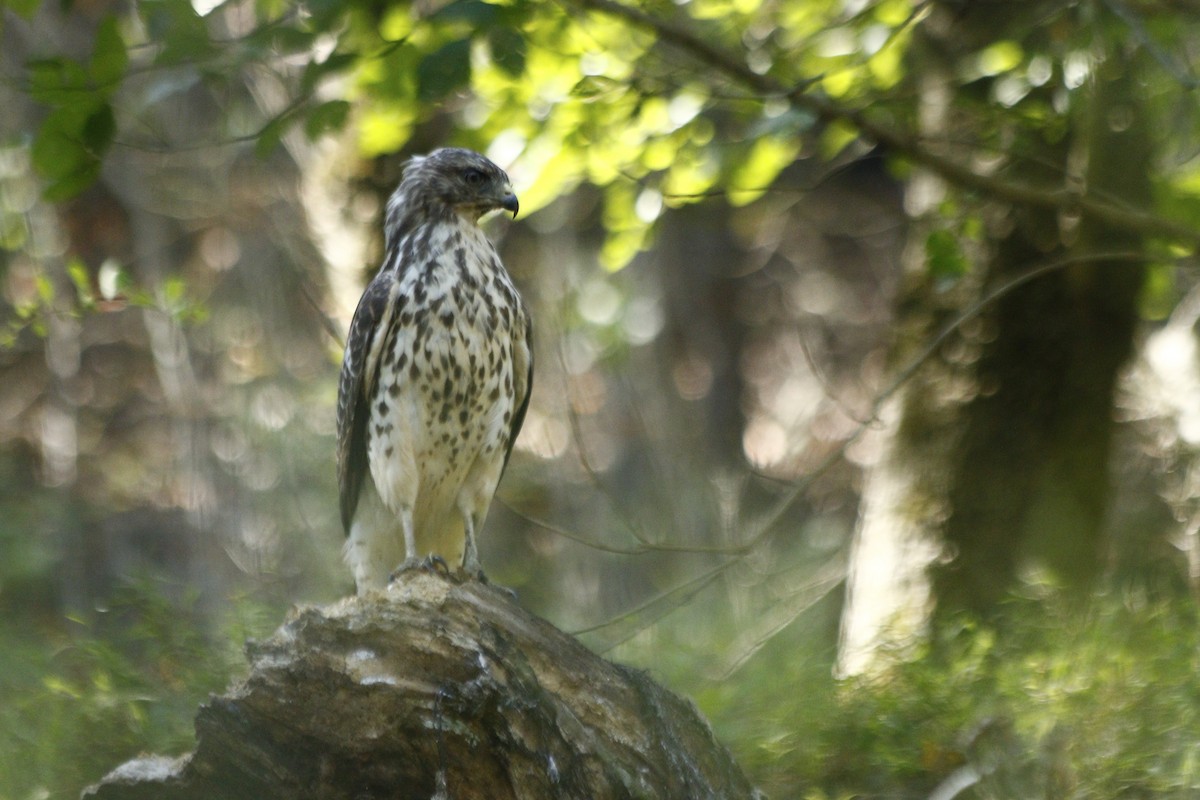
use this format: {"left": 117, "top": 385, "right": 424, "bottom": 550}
{"left": 422, "top": 554, "right": 452, "bottom": 576}
{"left": 465, "top": 568, "right": 518, "bottom": 599}
{"left": 387, "top": 557, "right": 423, "bottom": 583}
{"left": 389, "top": 555, "right": 454, "bottom": 584}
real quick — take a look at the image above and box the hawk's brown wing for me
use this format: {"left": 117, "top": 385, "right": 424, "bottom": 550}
{"left": 336, "top": 270, "right": 399, "bottom": 534}
{"left": 502, "top": 312, "right": 533, "bottom": 474}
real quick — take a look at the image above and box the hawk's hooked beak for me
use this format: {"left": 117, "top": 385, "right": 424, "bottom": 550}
{"left": 499, "top": 191, "right": 519, "bottom": 218}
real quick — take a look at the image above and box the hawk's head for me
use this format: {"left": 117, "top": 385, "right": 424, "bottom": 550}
{"left": 402, "top": 148, "right": 519, "bottom": 220}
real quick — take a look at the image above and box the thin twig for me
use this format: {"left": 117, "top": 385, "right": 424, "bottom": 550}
{"left": 738, "top": 250, "right": 1152, "bottom": 553}
{"left": 572, "top": 557, "right": 734, "bottom": 643}
{"left": 555, "top": 313, "right": 657, "bottom": 546}
{"left": 496, "top": 496, "right": 649, "bottom": 555}
{"left": 570, "top": 250, "right": 1164, "bottom": 639}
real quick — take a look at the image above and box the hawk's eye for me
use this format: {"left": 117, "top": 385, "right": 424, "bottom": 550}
{"left": 463, "top": 168, "right": 486, "bottom": 187}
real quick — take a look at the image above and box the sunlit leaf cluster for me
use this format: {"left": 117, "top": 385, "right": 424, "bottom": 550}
{"left": 11, "top": 0, "right": 959, "bottom": 270}
{"left": 25, "top": 16, "right": 125, "bottom": 199}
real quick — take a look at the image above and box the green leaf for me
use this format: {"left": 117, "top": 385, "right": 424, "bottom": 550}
{"left": 32, "top": 103, "right": 110, "bottom": 199}
{"left": 0, "top": 215, "right": 27, "bottom": 252}
{"left": 268, "top": 26, "right": 316, "bottom": 56}
{"left": 925, "top": 229, "right": 969, "bottom": 281}
{"left": 487, "top": 27, "right": 526, "bottom": 77}
{"left": 430, "top": 0, "right": 497, "bottom": 26}
{"left": 255, "top": 113, "right": 287, "bottom": 158}
{"left": 728, "top": 136, "right": 801, "bottom": 206}
{"left": 819, "top": 119, "right": 859, "bottom": 160}
{"left": 32, "top": 106, "right": 92, "bottom": 180}
{"left": 67, "top": 258, "right": 95, "bottom": 309}
{"left": 35, "top": 273, "right": 54, "bottom": 304}
{"left": 301, "top": 52, "right": 358, "bottom": 94}
{"left": 142, "top": 0, "right": 214, "bottom": 64}
{"left": 1137, "top": 262, "right": 1176, "bottom": 321}
{"left": 371, "top": 47, "right": 419, "bottom": 101}
{"left": 90, "top": 15, "right": 128, "bottom": 90}
{"left": 27, "top": 58, "right": 90, "bottom": 105}
{"left": 43, "top": 162, "right": 103, "bottom": 202}
{"left": 571, "top": 75, "right": 624, "bottom": 100}
{"left": 163, "top": 275, "right": 187, "bottom": 307}
{"left": 303, "top": 0, "right": 349, "bottom": 28}
{"left": 417, "top": 38, "right": 472, "bottom": 102}
{"left": 81, "top": 103, "right": 116, "bottom": 157}
{"left": 304, "top": 100, "right": 351, "bottom": 140}
{"left": 975, "top": 40, "right": 1023, "bottom": 77}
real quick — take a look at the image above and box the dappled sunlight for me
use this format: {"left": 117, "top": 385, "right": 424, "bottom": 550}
{"left": 515, "top": 409, "right": 570, "bottom": 460}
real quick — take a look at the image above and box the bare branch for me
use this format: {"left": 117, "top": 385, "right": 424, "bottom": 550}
{"left": 571, "top": 0, "right": 1200, "bottom": 249}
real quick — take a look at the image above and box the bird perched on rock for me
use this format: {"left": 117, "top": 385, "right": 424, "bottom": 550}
{"left": 336, "top": 148, "right": 532, "bottom": 594}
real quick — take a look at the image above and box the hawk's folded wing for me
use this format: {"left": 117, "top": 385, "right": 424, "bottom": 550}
{"left": 503, "top": 316, "right": 533, "bottom": 474}
{"left": 336, "top": 271, "right": 400, "bottom": 534}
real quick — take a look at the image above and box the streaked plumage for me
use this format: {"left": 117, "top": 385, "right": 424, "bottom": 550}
{"left": 336, "top": 148, "right": 532, "bottom": 594}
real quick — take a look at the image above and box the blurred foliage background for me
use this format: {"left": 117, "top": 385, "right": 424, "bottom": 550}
{"left": 4, "top": 0, "right": 1200, "bottom": 797}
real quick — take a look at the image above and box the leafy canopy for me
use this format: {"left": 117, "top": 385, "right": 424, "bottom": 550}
{"left": 10, "top": 0, "right": 924, "bottom": 267}
{"left": 11, "top": 0, "right": 1200, "bottom": 273}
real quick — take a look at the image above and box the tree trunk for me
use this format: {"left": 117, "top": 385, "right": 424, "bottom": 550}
{"left": 838, "top": 1, "right": 978, "bottom": 672}
{"left": 934, "top": 32, "right": 1151, "bottom": 616}
{"left": 841, "top": 3, "right": 1154, "bottom": 667}
{"left": 83, "top": 572, "right": 760, "bottom": 800}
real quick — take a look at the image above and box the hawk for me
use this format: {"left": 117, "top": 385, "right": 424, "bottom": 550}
{"left": 336, "top": 148, "right": 532, "bottom": 594}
